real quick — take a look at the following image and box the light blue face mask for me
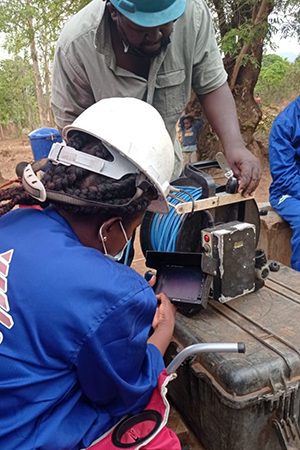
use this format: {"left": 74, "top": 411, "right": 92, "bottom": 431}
{"left": 99, "top": 221, "right": 129, "bottom": 262}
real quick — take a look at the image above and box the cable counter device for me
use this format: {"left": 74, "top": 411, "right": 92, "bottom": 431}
{"left": 140, "top": 155, "right": 269, "bottom": 314}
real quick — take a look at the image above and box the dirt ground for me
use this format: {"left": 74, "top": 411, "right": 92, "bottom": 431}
{"left": 0, "top": 136, "right": 33, "bottom": 184}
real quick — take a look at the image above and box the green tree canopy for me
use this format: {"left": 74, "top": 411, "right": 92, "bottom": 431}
{"left": 0, "top": 56, "right": 38, "bottom": 131}
{"left": 259, "top": 54, "right": 290, "bottom": 85}
{"left": 0, "top": 0, "right": 91, "bottom": 127}
{"left": 255, "top": 54, "right": 300, "bottom": 104}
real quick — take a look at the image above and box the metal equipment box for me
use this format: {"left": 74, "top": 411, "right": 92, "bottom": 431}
{"left": 165, "top": 265, "right": 300, "bottom": 450}
{"left": 201, "top": 221, "right": 256, "bottom": 302}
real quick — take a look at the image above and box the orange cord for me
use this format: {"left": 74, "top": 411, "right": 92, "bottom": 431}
{"left": 0, "top": 178, "right": 21, "bottom": 189}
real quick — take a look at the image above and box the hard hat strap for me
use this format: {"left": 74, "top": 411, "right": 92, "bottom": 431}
{"left": 48, "top": 142, "right": 138, "bottom": 180}
{"left": 22, "top": 159, "right": 153, "bottom": 209}
{"left": 44, "top": 185, "right": 145, "bottom": 209}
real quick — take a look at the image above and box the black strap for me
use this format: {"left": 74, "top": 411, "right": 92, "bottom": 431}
{"left": 111, "top": 410, "right": 162, "bottom": 448}
{"left": 23, "top": 159, "right": 153, "bottom": 210}
{"left": 45, "top": 187, "right": 144, "bottom": 209}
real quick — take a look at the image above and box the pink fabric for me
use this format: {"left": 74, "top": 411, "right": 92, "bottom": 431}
{"left": 19, "top": 205, "right": 42, "bottom": 210}
{"left": 89, "top": 369, "right": 181, "bottom": 450}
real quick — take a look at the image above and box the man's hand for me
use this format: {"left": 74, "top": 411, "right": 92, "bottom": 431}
{"left": 225, "top": 146, "right": 262, "bottom": 196}
{"left": 198, "top": 83, "right": 262, "bottom": 196}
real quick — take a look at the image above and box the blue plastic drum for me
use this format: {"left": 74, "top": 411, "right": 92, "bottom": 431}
{"left": 28, "top": 127, "right": 62, "bottom": 161}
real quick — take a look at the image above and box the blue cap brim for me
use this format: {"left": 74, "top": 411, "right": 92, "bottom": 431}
{"left": 116, "top": 0, "right": 186, "bottom": 27}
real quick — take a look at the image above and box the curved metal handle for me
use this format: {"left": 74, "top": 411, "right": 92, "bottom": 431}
{"left": 183, "top": 161, "right": 218, "bottom": 198}
{"left": 166, "top": 342, "right": 245, "bottom": 374}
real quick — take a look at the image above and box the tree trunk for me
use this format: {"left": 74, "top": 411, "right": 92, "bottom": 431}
{"left": 24, "top": 88, "right": 35, "bottom": 131}
{"left": 229, "top": 0, "right": 272, "bottom": 91}
{"left": 26, "top": 0, "right": 47, "bottom": 128}
{"left": 43, "top": 37, "right": 54, "bottom": 127}
{"left": 30, "top": 38, "right": 47, "bottom": 127}
{"left": 187, "top": 0, "right": 274, "bottom": 162}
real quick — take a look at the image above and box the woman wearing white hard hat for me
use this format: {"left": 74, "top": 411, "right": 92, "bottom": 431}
{"left": 0, "top": 98, "right": 178, "bottom": 449}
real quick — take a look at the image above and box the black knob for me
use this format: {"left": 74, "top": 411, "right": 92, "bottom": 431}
{"left": 225, "top": 177, "right": 238, "bottom": 194}
{"left": 269, "top": 261, "right": 280, "bottom": 272}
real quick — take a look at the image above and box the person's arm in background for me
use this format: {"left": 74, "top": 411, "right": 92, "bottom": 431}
{"left": 189, "top": 0, "right": 261, "bottom": 196}
{"left": 193, "top": 117, "right": 204, "bottom": 131}
{"left": 179, "top": 116, "right": 186, "bottom": 132}
{"left": 198, "top": 83, "right": 261, "bottom": 196}
{"left": 269, "top": 117, "right": 300, "bottom": 199}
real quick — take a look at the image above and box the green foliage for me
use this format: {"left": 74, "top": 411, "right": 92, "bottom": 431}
{"left": 207, "top": 0, "right": 275, "bottom": 79}
{"left": 270, "top": 0, "right": 300, "bottom": 40}
{"left": 0, "top": 56, "right": 38, "bottom": 130}
{"left": 0, "top": 0, "right": 91, "bottom": 55}
{"left": 255, "top": 54, "right": 299, "bottom": 104}
{"left": 0, "top": 0, "right": 91, "bottom": 128}
{"left": 241, "top": 54, "right": 261, "bottom": 69}
{"left": 241, "top": 120, "right": 256, "bottom": 130}
{"left": 208, "top": 0, "right": 300, "bottom": 79}
{"left": 221, "top": 28, "right": 242, "bottom": 55}
{"left": 259, "top": 55, "right": 289, "bottom": 85}
{"left": 0, "top": 0, "right": 92, "bottom": 76}
{"left": 221, "top": 22, "right": 254, "bottom": 56}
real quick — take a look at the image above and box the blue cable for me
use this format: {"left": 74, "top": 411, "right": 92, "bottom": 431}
{"left": 151, "top": 186, "right": 203, "bottom": 252}
{"left": 123, "top": 238, "right": 132, "bottom": 266}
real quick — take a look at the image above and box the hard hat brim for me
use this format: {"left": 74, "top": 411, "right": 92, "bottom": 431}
{"left": 113, "top": 0, "right": 186, "bottom": 27}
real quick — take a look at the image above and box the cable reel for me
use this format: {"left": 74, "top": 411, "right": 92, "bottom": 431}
{"left": 140, "top": 157, "right": 264, "bottom": 315}
{"left": 140, "top": 158, "right": 260, "bottom": 255}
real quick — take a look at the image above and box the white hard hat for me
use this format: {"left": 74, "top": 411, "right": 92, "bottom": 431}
{"left": 63, "top": 98, "right": 174, "bottom": 214}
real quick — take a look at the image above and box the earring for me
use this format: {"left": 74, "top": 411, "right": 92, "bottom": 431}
{"left": 103, "top": 236, "right": 107, "bottom": 242}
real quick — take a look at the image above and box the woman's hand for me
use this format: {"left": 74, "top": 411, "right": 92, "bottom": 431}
{"left": 147, "top": 274, "right": 156, "bottom": 288}
{"left": 148, "top": 292, "right": 177, "bottom": 356}
{"left": 152, "top": 293, "right": 176, "bottom": 331}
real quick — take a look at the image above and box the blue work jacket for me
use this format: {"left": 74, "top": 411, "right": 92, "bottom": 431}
{"left": 0, "top": 207, "right": 164, "bottom": 450}
{"left": 269, "top": 96, "right": 300, "bottom": 202}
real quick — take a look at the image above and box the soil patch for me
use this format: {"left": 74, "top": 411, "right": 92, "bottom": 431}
{"left": 0, "top": 137, "right": 33, "bottom": 183}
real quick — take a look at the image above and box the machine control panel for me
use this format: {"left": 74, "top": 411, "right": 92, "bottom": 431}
{"left": 202, "top": 232, "right": 212, "bottom": 257}
{"left": 201, "top": 221, "right": 256, "bottom": 302}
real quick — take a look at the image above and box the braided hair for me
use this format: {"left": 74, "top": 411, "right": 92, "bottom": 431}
{"left": 0, "top": 131, "right": 158, "bottom": 223}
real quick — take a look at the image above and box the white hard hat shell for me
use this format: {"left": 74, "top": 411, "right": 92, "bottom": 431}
{"left": 63, "top": 98, "right": 174, "bottom": 214}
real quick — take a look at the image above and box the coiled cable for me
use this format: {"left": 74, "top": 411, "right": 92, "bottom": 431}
{"left": 150, "top": 186, "right": 205, "bottom": 252}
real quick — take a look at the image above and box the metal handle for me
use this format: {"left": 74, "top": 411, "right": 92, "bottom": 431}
{"left": 166, "top": 342, "right": 245, "bottom": 374}
{"left": 183, "top": 162, "right": 217, "bottom": 198}
{"left": 215, "top": 152, "right": 234, "bottom": 179}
